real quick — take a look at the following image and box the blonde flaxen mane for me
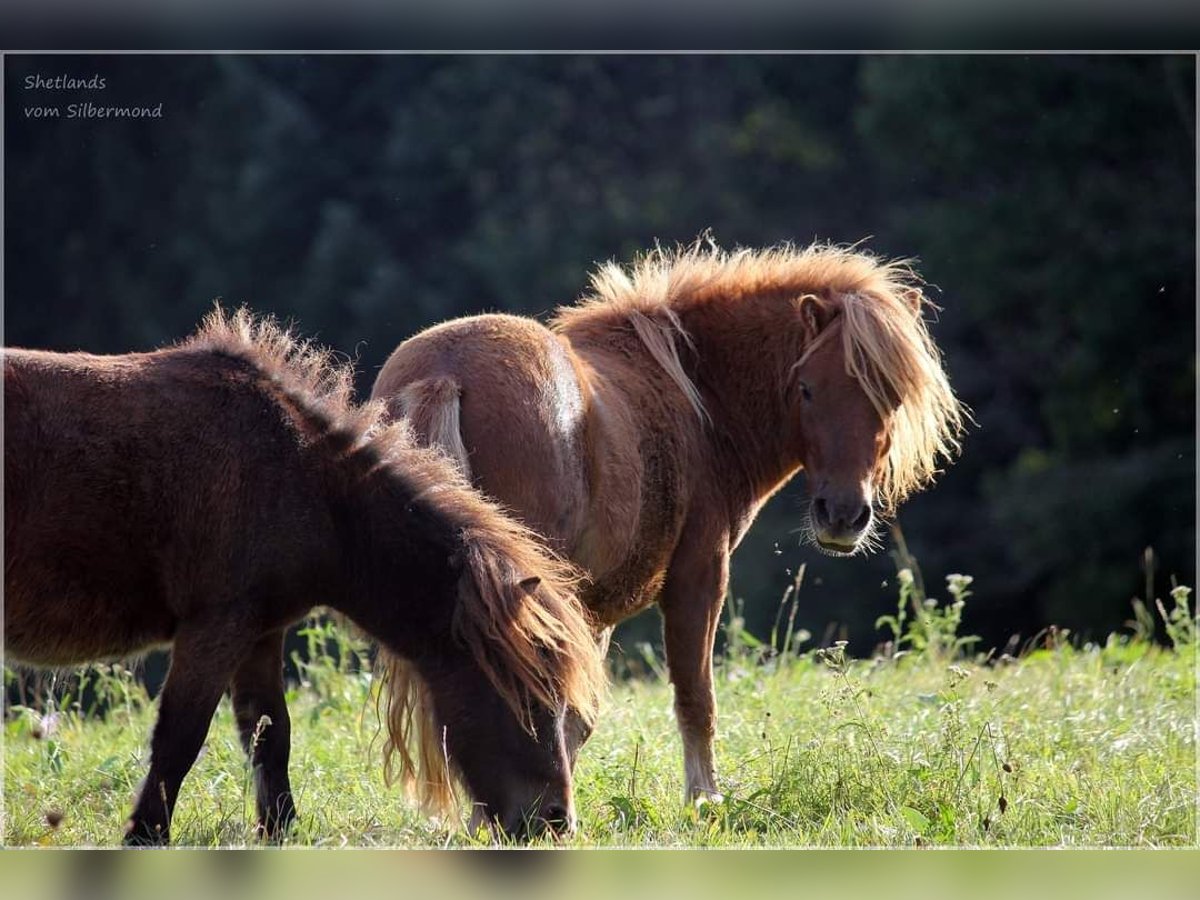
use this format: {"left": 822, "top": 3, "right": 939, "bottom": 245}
{"left": 554, "top": 239, "right": 967, "bottom": 511}
{"left": 187, "top": 306, "right": 605, "bottom": 815}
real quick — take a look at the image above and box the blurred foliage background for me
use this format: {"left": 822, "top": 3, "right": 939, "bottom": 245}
{"left": 4, "top": 54, "right": 1194, "bottom": 657}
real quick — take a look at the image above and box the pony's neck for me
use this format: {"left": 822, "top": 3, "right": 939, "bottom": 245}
{"left": 325, "top": 473, "right": 456, "bottom": 663}
{"left": 676, "top": 292, "right": 808, "bottom": 506}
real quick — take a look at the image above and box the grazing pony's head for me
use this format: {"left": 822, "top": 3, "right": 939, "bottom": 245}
{"left": 371, "top": 449, "right": 606, "bottom": 838}
{"left": 562, "top": 240, "right": 966, "bottom": 555}
{"left": 189, "top": 306, "right": 605, "bottom": 840}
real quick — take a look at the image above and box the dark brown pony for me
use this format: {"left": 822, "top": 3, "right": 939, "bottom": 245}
{"left": 3, "top": 308, "right": 604, "bottom": 844}
{"left": 372, "top": 240, "right": 965, "bottom": 801}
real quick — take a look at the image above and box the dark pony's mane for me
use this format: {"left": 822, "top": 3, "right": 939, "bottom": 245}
{"left": 185, "top": 305, "right": 374, "bottom": 453}
{"left": 184, "top": 307, "right": 605, "bottom": 814}
{"left": 552, "top": 240, "right": 968, "bottom": 510}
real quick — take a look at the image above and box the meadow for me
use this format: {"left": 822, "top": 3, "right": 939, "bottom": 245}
{"left": 4, "top": 572, "right": 1195, "bottom": 848}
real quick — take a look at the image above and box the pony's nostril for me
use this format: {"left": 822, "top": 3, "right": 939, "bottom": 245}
{"left": 851, "top": 505, "right": 872, "bottom": 532}
{"left": 540, "top": 803, "right": 573, "bottom": 833}
{"left": 813, "top": 497, "right": 830, "bottom": 525}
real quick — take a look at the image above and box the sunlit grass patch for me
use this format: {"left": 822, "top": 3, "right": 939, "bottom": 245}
{"left": 4, "top": 581, "right": 1195, "bottom": 847}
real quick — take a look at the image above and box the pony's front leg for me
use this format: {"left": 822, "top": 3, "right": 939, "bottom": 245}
{"left": 231, "top": 629, "right": 296, "bottom": 841}
{"left": 660, "top": 542, "right": 730, "bottom": 803}
{"left": 125, "top": 626, "right": 248, "bottom": 846}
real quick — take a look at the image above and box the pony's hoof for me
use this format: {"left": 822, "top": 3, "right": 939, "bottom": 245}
{"left": 255, "top": 801, "right": 298, "bottom": 844}
{"left": 123, "top": 820, "right": 169, "bottom": 847}
{"left": 690, "top": 790, "right": 725, "bottom": 813}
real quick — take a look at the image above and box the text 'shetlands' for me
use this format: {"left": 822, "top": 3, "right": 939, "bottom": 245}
{"left": 24, "top": 74, "right": 107, "bottom": 91}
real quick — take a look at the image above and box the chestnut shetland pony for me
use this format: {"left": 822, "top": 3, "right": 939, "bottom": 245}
{"left": 4, "top": 308, "right": 604, "bottom": 844}
{"left": 373, "top": 240, "right": 965, "bottom": 802}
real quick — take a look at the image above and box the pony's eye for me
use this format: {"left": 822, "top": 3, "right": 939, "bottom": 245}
{"left": 797, "top": 380, "right": 813, "bottom": 401}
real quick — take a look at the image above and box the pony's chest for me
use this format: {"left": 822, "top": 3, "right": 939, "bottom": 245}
{"left": 581, "top": 566, "right": 669, "bottom": 626}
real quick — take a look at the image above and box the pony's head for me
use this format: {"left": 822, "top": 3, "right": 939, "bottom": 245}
{"left": 367, "top": 443, "right": 605, "bottom": 840}
{"left": 788, "top": 297, "right": 882, "bottom": 554}
{"left": 785, "top": 252, "right": 966, "bottom": 554}
{"left": 377, "top": 536, "right": 602, "bottom": 840}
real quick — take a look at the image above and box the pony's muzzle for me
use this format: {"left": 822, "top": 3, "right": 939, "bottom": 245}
{"left": 533, "top": 801, "right": 576, "bottom": 837}
{"left": 811, "top": 496, "right": 872, "bottom": 552}
{"left": 504, "top": 798, "right": 576, "bottom": 841}
{"left": 470, "top": 798, "right": 577, "bottom": 843}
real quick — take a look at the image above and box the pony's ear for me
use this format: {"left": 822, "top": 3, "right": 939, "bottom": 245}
{"left": 518, "top": 575, "right": 542, "bottom": 594}
{"left": 897, "top": 285, "right": 924, "bottom": 316}
{"left": 794, "top": 294, "right": 828, "bottom": 340}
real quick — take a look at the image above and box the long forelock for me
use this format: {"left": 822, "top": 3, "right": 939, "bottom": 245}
{"left": 837, "top": 288, "right": 966, "bottom": 511}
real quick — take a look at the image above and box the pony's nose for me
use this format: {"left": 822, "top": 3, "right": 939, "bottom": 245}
{"left": 498, "top": 801, "right": 575, "bottom": 841}
{"left": 538, "top": 801, "right": 575, "bottom": 836}
{"left": 813, "top": 497, "right": 871, "bottom": 536}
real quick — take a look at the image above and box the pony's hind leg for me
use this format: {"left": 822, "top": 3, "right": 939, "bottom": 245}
{"left": 230, "top": 630, "right": 296, "bottom": 842}
{"left": 125, "top": 625, "right": 249, "bottom": 846}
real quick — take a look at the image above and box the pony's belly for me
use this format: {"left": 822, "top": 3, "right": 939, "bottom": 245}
{"left": 5, "top": 631, "right": 173, "bottom": 669}
{"left": 3, "top": 579, "right": 175, "bottom": 668}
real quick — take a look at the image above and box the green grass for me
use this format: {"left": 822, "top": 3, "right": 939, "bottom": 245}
{"left": 4, "top": 579, "right": 1195, "bottom": 848}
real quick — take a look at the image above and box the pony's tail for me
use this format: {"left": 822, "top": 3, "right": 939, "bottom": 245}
{"left": 391, "top": 376, "right": 471, "bottom": 477}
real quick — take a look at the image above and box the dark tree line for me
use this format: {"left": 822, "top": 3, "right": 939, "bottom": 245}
{"left": 5, "top": 54, "right": 1194, "bottom": 654}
